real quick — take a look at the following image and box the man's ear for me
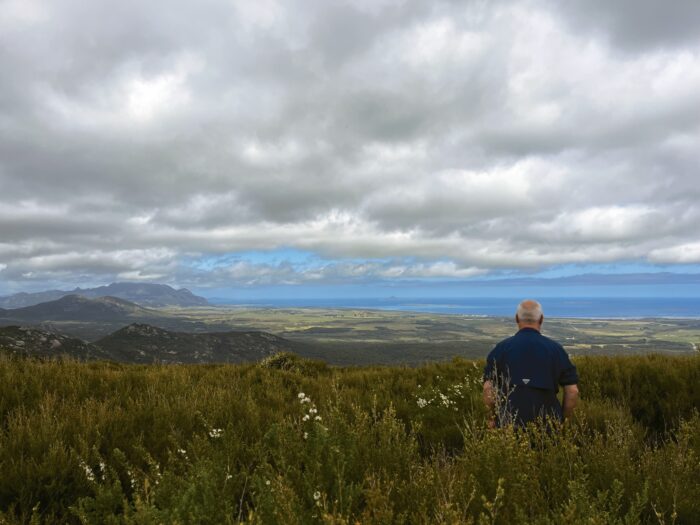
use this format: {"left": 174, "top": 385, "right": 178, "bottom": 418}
{"left": 515, "top": 314, "right": 520, "bottom": 324}
{"left": 538, "top": 315, "right": 544, "bottom": 326}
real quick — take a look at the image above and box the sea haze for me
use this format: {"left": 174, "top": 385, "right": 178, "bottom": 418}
{"left": 210, "top": 297, "right": 700, "bottom": 319}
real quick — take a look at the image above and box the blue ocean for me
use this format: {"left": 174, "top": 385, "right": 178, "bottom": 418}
{"left": 214, "top": 297, "right": 700, "bottom": 318}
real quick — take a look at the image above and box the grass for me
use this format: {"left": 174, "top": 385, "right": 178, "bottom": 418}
{"left": 1, "top": 352, "right": 699, "bottom": 524}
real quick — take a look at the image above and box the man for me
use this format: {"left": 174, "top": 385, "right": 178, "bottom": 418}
{"left": 483, "top": 300, "right": 579, "bottom": 429}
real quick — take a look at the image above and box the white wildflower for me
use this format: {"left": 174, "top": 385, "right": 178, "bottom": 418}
{"left": 417, "top": 397, "right": 428, "bottom": 408}
{"left": 439, "top": 393, "right": 452, "bottom": 407}
{"left": 299, "top": 392, "right": 312, "bottom": 404}
{"left": 225, "top": 474, "right": 233, "bottom": 481}
{"left": 314, "top": 415, "right": 322, "bottom": 421}
{"left": 80, "top": 460, "right": 95, "bottom": 482}
{"left": 265, "top": 479, "right": 271, "bottom": 486}
{"left": 127, "top": 469, "right": 136, "bottom": 489}
{"left": 313, "top": 491, "right": 321, "bottom": 501}
{"left": 302, "top": 414, "right": 310, "bottom": 421}
{"left": 309, "top": 407, "right": 318, "bottom": 415}
{"left": 209, "top": 428, "right": 223, "bottom": 438}
{"left": 303, "top": 432, "right": 308, "bottom": 440}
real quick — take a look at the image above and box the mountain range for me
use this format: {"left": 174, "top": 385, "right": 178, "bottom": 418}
{"left": 0, "top": 322, "right": 300, "bottom": 364}
{"left": 0, "top": 282, "right": 208, "bottom": 308}
{"left": 0, "top": 293, "right": 303, "bottom": 364}
{"left": 0, "top": 294, "right": 223, "bottom": 340}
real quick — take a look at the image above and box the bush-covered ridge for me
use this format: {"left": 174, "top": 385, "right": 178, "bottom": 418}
{"left": 0, "top": 353, "right": 698, "bottom": 524}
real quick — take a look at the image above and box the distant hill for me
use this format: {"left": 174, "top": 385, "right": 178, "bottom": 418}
{"left": 0, "top": 322, "right": 301, "bottom": 364}
{"left": 0, "top": 295, "right": 158, "bottom": 323}
{"left": 0, "top": 326, "right": 118, "bottom": 360}
{"left": 0, "top": 282, "right": 209, "bottom": 308}
{"left": 96, "top": 323, "right": 300, "bottom": 364}
{"left": 0, "top": 295, "right": 220, "bottom": 341}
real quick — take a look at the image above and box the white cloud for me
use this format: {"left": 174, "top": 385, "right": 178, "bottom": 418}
{"left": 529, "top": 205, "right": 664, "bottom": 242}
{"left": 379, "top": 262, "right": 484, "bottom": 279}
{"left": 125, "top": 71, "right": 188, "bottom": 123}
{"left": 401, "top": 17, "right": 488, "bottom": 68}
{"left": 649, "top": 243, "right": 700, "bottom": 264}
{"left": 0, "top": 0, "right": 49, "bottom": 27}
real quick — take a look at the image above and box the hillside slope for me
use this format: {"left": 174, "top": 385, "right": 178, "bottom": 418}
{"left": 96, "top": 323, "right": 301, "bottom": 364}
{"left": 0, "top": 295, "right": 158, "bottom": 322}
{"left": 0, "top": 325, "right": 119, "bottom": 360}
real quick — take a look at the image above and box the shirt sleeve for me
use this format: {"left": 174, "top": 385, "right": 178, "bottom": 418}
{"left": 557, "top": 348, "right": 579, "bottom": 385}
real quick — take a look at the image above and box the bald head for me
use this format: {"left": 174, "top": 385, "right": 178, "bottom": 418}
{"left": 516, "top": 299, "right": 544, "bottom": 330}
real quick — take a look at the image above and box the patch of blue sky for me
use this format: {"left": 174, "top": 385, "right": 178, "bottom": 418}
{"left": 185, "top": 248, "right": 403, "bottom": 272}
{"left": 184, "top": 247, "right": 322, "bottom": 271}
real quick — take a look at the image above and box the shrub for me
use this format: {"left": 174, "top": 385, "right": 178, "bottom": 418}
{"left": 258, "top": 352, "right": 329, "bottom": 376}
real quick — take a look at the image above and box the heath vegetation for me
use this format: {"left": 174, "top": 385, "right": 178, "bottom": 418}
{"left": 0, "top": 352, "right": 698, "bottom": 524}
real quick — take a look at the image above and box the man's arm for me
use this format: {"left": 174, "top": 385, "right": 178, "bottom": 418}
{"left": 562, "top": 384, "right": 579, "bottom": 420}
{"left": 483, "top": 380, "right": 497, "bottom": 428}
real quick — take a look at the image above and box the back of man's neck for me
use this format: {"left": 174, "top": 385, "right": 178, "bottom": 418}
{"left": 518, "top": 324, "right": 541, "bottom": 332}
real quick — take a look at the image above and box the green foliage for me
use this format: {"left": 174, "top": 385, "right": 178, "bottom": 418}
{"left": 1, "top": 353, "right": 699, "bottom": 523}
{"left": 575, "top": 354, "right": 700, "bottom": 435}
{"left": 258, "top": 352, "right": 329, "bottom": 376}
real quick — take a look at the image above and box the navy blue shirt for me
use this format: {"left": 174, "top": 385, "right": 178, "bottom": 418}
{"left": 483, "top": 328, "right": 578, "bottom": 427}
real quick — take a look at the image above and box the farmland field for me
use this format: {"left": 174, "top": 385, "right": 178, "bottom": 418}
{"left": 161, "top": 307, "right": 700, "bottom": 363}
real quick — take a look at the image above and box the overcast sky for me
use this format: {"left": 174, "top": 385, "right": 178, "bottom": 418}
{"left": 1, "top": 0, "right": 700, "bottom": 297}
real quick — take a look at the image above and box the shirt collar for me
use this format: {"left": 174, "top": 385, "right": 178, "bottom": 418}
{"left": 518, "top": 327, "right": 541, "bottom": 334}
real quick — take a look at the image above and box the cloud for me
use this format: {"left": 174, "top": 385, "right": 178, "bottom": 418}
{"left": 547, "top": 0, "right": 700, "bottom": 51}
{"left": 649, "top": 243, "right": 700, "bottom": 264}
{"left": 0, "top": 0, "right": 699, "bottom": 290}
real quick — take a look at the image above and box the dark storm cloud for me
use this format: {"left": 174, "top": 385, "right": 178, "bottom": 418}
{"left": 0, "top": 0, "right": 699, "bottom": 290}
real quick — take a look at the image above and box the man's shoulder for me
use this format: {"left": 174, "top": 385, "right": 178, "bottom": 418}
{"left": 490, "top": 330, "right": 566, "bottom": 356}
{"left": 536, "top": 332, "right": 572, "bottom": 361}
{"left": 488, "top": 335, "right": 516, "bottom": 357}
{"left": 538, "top": 332, "right": 564, "bottom": 348}
{"left": 493, "top": 334, "right": 517, "bottom": 349}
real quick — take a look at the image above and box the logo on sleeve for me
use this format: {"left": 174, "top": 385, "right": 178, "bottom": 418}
{"left": 522, "top": 378, "right": 530, "bottom": 385}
